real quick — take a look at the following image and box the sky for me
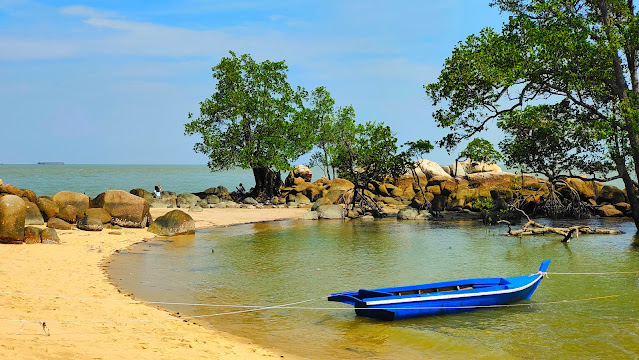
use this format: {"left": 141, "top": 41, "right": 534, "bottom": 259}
{"left": 0, "top": 0, "right": 505, "bottom": 165}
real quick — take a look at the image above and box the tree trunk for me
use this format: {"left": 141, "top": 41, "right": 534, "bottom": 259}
{"left": 252, "top": 167, "right": 282, "bottom": 200}
{"left": 613, "top": 158, "right": 639, "bottom": 228}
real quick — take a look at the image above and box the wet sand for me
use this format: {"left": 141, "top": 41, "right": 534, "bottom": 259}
{"left": 0, "top": 207, "right": 307, "bottom": 359}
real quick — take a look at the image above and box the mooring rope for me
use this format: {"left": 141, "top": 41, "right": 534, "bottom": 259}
{"left": 0, "top": 294, "right": 620, "bottom": 327}
{"left": 547, "top": 270, "right": 639, "bottom": 275}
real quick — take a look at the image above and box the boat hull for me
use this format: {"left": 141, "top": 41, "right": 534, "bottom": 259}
{"left": 329, "top": 260, "right": 550, "bottom": 321}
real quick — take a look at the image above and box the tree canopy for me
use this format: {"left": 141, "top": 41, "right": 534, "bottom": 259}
{"left": 185, "top": 51, "right": 316, "bottom": 197}
{"left": 425, "top": 0, "right": 639, "bottom": 228}
{"left": 459, "top": 138, "right": 503, "bottom": 164}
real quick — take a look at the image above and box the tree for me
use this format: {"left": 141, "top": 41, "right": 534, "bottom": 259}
{"left": 425, "top": 0, "right": 639, "bottom": 228}
{"left": 459, "top": 138, "right": 503, "bottom": 164}
{"left": 307, "top": 87, "right": 338, "bottom": 180}
{"left": 498, "top": 101, "right": 612, "bottom": 181}
{"left": 185, "top": 51, "right": 316, "bottom": 199}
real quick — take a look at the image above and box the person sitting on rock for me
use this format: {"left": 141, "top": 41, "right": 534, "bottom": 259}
{"left": 154, "top": 185, "right": 161, "bottom": 199}
{"left": 236, "top": 183, "right": 245, "bottom": 195}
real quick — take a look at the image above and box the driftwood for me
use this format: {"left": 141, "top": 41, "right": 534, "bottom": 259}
{"left": 500, "top": 219, "right": 623, "bottom": 242}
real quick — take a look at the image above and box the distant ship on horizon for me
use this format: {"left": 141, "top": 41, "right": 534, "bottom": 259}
{"left": 37, "top": 162, "right": 64, "bottom": 165}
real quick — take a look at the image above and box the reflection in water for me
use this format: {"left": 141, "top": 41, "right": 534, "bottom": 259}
{"left": 110, "top": 219, "right": 639, "bottom": 360}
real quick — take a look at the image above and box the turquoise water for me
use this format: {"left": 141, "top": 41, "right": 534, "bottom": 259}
{"left": 109, "top": 218, "right": 639, "bottom": 360}
{"left": 0, "top": 164, "right": 255, "bottom": 197}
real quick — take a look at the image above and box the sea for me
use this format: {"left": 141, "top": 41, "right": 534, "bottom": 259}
{"left": 0, "top": 164, "right": 263, "bottom": 197}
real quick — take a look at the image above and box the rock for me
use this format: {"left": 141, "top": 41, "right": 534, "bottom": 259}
{"left": 85, "top": 208, "right": 112, "bottom": 223}
{"left": 614, "top": 202, "right": 631, "bottom": 213}
{"left": 596, "top": 204, "right": 624, "bottom": 217}
{"left": 77, "top": 215, "right": 103, "bottom": 231}
{"left": 597, "top": 185, "right": 626, "bottom": 205}
{"left": 243, "top": 197, "right": 259, "bottom": 205}
{"left": 325, "top": 178, "right": 355, "bottom": 192}
{"left": 190, "top": 205, "right": 203, "bottom": 212}
{"left": 312, "top": 197, "right": 333, "bottom": 211}
{"left": 417, "top": 210, "right": 433, "bottom": 220}
{"left": 0, "top": 195, "right": 26, "bottom": 243}
{"left": 177, "top": 193, "right": 201, "bottom": 208}
{"left": 346, "top": 209, "right": 360, "bottom": 219}
{"left": 414, "top": 159, "right": 453, "bottom": 179}
{"left": 0, "top": 184, "right": 25, "bottom": 197}
{"left": 21, "top": 189, "right": 37, "bottom": 203}
{"left": 316, "top": 204, "right": 345, "bottom": 219}
{"left": 47, "top": 217, "right": 72, "bottom": 230}
{"left": 397, "top": 207, "right": 419, "bottom": 220}
{"left": 92, "top": 190, "right": 152, "bottom": 228}
{"left": 447, "top": 162, "right": 467, "bottom": 177}
{"left": 25, "top": 201, "right": 44, "bottom": 225}
{"left": 24, "top": 226, "right": 42, "bottom": 244}
{"left": 300, "top": 211, "right": 319, "bottom": 220}
{"left": 130, "top": 188, "right": 153, "bottom": 200}
{"left": 148, "top": 210, "right": 195, "bottom": 236}
{"left": 565, "top": 178, "right": 595, "bottom": 201}
{"left": 287, "top": 193, "right": 311, "bottom": 205}
{"left": 302, "top": 184, "right": 323, "bottom": 202}
{"left": 380, "top": 197, "right": 401, "bottom": 205}
{"left": 36, "top": 197, "right": 59, "bottom": 221}
{"left": 40, "top": 228, "right": 60, "bottom": 244}
{"left": 53, "top": 191, "right": 89, "bottom": 215}
{"left": 323, "top": 189, "right": 346, "bottom": 203}
{"left": 285, "top": 165, "right": 313, "bottom": 186}
{"left": 148, "top": 197, "right": 177, "bottom": 208}
{"left": 57, "top": 205, "right": 81, "bottom": 224}
{"left": 206, "top": 194, "right": 221, "bottom": 204}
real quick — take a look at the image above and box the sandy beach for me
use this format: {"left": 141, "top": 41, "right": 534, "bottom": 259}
{"left": 0, "top": 207, "right": 308, "bottom": 360}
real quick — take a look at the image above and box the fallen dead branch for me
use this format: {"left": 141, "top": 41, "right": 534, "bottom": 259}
{"left": 500, "top": 220, "right": 623, "bottom": 242}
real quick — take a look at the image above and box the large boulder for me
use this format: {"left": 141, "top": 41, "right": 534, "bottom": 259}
{"left": 57, "top": 205, "right": 81, "bottom": 224}
{"left": 85, "top": 208, "right": 112, "bottom": 224}
{"left": 92, "top": 190, "right": 152, "bottom": 228}
{"left": 25, "top": 201, "right": 44, "bottom": 225}
{"left": 566, "top": 178, "right": 596, "bottom": 201}
{"left": 130, "top": 188, "right": 153, "bottom": 200}
{"left": 21, "top": 189, "right": 37, "bottom": 203}
{"left": 36, "top": 197, "right": 59, "bottom": 221}
{"left": 285, "top": 164, "right": 313, "bottom": 186}
{"left": 47, "top": 217, "right": 72, "bottom": 230}
{"left": 414, "top": 159, "right": 453, "bottom": 180}
{"left": 287, "top": 193, "right": 311, "bottom": 205}
{"left": 0, "top": 184, "right": 25, "bottom": 197}
{"left": 300, "top": 210, "right": 319, "bottom": 220}
{"left": 596, "top": 185, "right": 626, "bottom": 204}
{"left": 24, "top": 226, "right": 42, "bottom": 244}
{"left": 0, "top": 195, "right": 26, "bottom": 243}
{"left": 53, "top": 191, "right": 89, "bottom": 215}
{"left": 596, "top": 204, "right": 624, "bottom": 217}
{"left": 40, "top": 228, "right": 60, "bottom": 244}
{"left": 316, "top": 204, "right": 345, "bottom": 220}
{"left": 177, "top": 193, "right": 201, "bottom": 208}
{"left": 77, "top": 215, "right": 104, "bottom": 231}
{"left": 325, "top": 178, "right": 355, "bottom": 192}
{"left": 148, "top": 210, "right": 195, "bottom": 236}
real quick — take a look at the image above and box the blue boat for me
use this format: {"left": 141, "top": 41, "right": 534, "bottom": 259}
{"left": 328, "top": 260, "right": 551, "bottom": 320}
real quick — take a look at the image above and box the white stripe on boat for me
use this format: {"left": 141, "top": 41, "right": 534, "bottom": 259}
{"left": 365, "top": 275, "right": 541, "bottom": 306}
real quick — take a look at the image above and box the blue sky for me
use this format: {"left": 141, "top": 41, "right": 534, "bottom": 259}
{"left": 0, "top": 0, "right": 504, "bottom": 165}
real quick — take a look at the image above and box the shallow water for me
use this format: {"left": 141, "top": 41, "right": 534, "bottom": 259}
{"left": 109, "top": 218, "right": 639, "bottom": 359}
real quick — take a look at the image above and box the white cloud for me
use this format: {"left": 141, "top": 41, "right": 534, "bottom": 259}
{"left": 60, "top": 5, "right": 117, "bottom": 19}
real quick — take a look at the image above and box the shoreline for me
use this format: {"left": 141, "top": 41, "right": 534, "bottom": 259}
{"left": 0, "top": 207, "right": 307, "bottom": 359}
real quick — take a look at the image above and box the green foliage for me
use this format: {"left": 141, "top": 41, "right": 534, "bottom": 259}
{"left": 498, "top": 101, "right": 613, "bottom": 180}
{"left": 471, "top": 197, "right": 495, "bottom": 212}
{"left": 459, "top": 138, "right": 503, "bottom": 164}
{"left": 333, "top": 120, "right": 403, "bottom": 187}
{"left": 425, "top": 0, "right": 639, "bottom": 226}
{"left": 185, "top": 51, "right": 320, "bottom": 195}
